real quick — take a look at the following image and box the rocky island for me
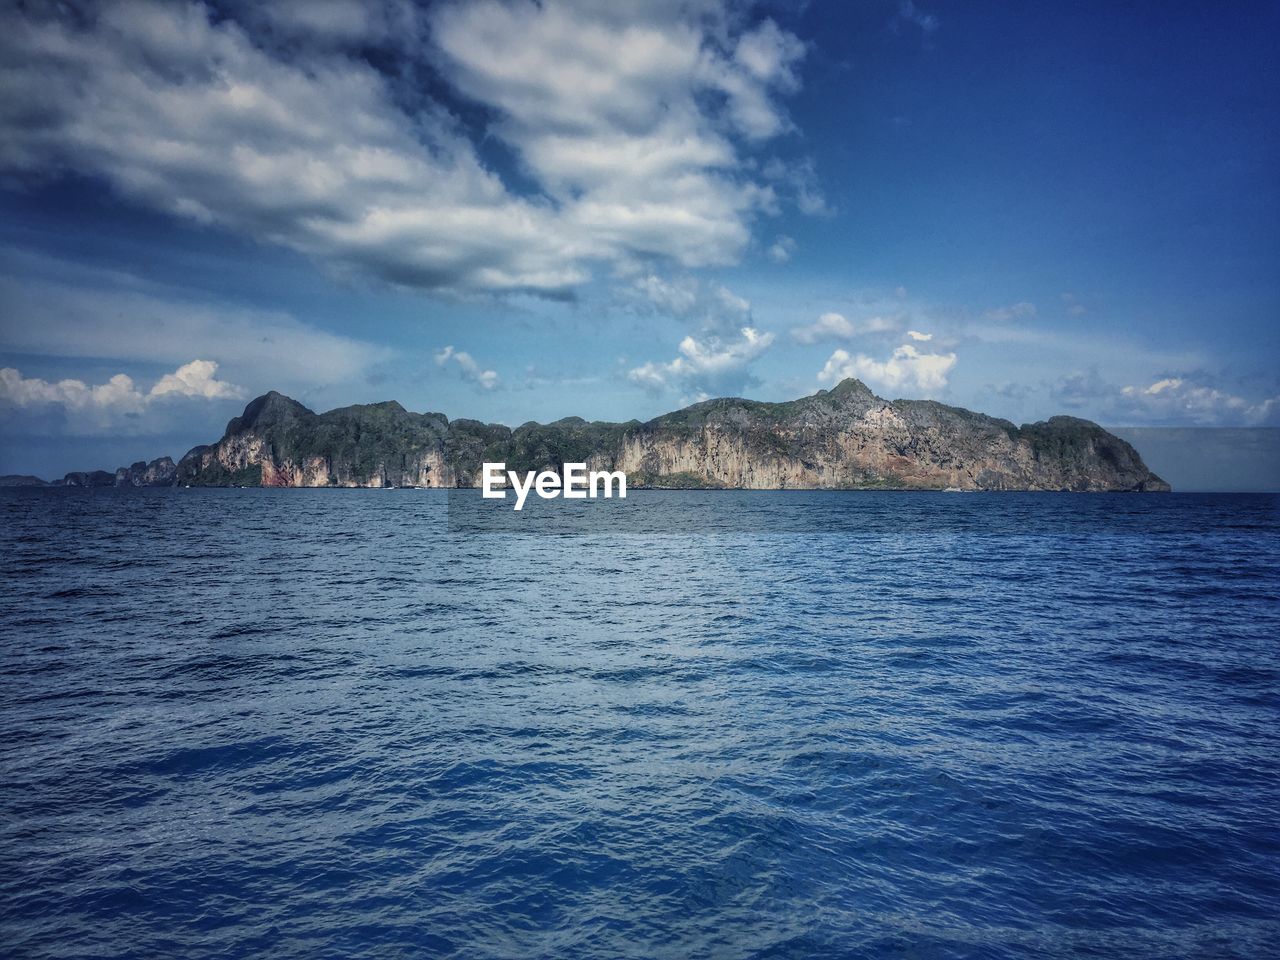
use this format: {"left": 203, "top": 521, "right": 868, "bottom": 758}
{"left": 25, "top": 378, "right": 1169, "bottom": 491}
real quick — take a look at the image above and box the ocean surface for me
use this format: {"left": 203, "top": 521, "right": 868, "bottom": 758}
{"left": 1, "top": 489, "right": 1277, "bottom": 959}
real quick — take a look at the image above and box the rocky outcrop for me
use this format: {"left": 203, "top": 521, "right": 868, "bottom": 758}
{"left": 56, "top": 470, "right": 116, "bottom": 487}
{"left": 114, "top": 457, "right": 177, "bottom": 487}
{"left": 42, "top": 458, "right": 177, "bottom": 488}
{"left": 45, "top": 380, "right": 1172, "bottom": 491}
{"left": 0, "top": 474, "right": 47, "bottom": 486}
{"left": 172, "top": 392, "right": 470, "bottom": 488}
{"left": 616, "top": 380, "right": 1169, "bottom": 491}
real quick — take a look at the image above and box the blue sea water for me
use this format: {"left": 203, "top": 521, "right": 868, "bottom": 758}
{"left": 1, "top": 489, "right": 1277, "bottom": 959}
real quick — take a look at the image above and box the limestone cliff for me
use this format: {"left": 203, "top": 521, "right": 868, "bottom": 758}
{"left": 616, "top": 379, "right": 1169, "bottom": 491}
{"left": 48, "top": 457, "right": 176, "bottom": 487}
{"left": 151, "top": 379, "right": 1167, "bottom": 491}
{"left": 172, "top": 392, "right": 470, "bottom": 488}
{"left": 114, "top": 457, "right": 177, "bottom": 487}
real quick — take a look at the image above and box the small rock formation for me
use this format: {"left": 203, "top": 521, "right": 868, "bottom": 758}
{"left": 55, "top": 470, "right": 117, "bottom": 487}
{"left": 35, "top": 458, "right": 177, "bottom": 488}
{"left": 35, "top": 379, "right": 1172, "bottom": 491}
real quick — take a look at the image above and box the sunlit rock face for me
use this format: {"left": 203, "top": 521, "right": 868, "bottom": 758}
{"left": 610, "top": 379, "right": 1168, "bottom": 491}
{"left": 123, "top": 379, "right": 1170, "bottom": 491}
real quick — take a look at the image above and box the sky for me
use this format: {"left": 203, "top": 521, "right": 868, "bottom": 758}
{"left": 0, "top": 0, "right": 1277, "bottom": 482}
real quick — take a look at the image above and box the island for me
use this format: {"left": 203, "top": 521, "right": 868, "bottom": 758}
{"left": 28, "top": 378, "right": 1169, "bottom": 492}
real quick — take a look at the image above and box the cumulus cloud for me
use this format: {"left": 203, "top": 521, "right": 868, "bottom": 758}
{"left": 817, "top": 342, "right": 956, "bottom": 396}
{"left": 1, "top": 370, "right": 144, "bottom": 416}
{"left": 906, "top": 329, "right": 933, "bottom": 341}
{"left": 629, "top": 326, "right": 774, "bottom": 397}
{"left": 791, "top": 312, "right": 896, "bottom": 344}
{"left": 0, "top": 1, "right": 813, "bottom": 297}
{"left": 0, "top": 361, "right": 244, "bottom": 431}
{"left": 627, "top": 274, "right": 769, "bottom": 396}
{"left": 983, "top": 302, "right": 1037, "bottom": 322}
{"left": 435, "top": 346, "right": 499, "bottom": 389}
{"left": 149, "top": 360, "right": 246, "bottom": 400}
{"left": 767, "top": 235, "right": 796, "bottom": 263}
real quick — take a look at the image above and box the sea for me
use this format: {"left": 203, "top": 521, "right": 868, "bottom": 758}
{"left": 1, "top": 489, "right": 1277, "bottom": 959}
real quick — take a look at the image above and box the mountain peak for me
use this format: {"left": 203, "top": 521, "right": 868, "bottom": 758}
{"left": 229, "top": 391, "right": 313, "bottom": 433}
{"left": 827, "top": 377, "right": 875, "bottom": 399}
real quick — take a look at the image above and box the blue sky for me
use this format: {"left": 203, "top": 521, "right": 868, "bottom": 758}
{"left": 0, "top": 0, "right": 1276, "bottom": 479}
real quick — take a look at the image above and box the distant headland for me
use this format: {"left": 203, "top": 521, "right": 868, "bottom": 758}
{"left": 3, "top": 378, "right": 1170, "bottom": 492}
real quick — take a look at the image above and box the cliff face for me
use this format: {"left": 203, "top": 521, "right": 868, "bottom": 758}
{"left": 172, "top": 392, "right": 475, "bottom": 488}
{"left": 115, "top": 457, "right": 177, "bottom": 487}
{"left": 616, "top": 380, "right": 1169, "bottom": 491}
{"left": 148, "top": 379, "right": 1168, "bottom": 492}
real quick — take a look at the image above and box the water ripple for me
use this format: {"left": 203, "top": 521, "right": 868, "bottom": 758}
{"left": 0, "top": 489, "right": 1277, "bottom": 959}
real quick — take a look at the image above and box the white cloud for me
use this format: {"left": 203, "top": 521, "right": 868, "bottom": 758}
{"left": 1119, "top": 378, "right": 1278, "bottom": 425}
{"left": 0, "top": 2, "right": 588, "bottom": 295}
{"left": 0, "top": 1, "right": 812, "bottom": 297}
{"left": 983, "top": 302, "right": 1037, "bottom": 322}
{"left": 629, "top": 326, "right": 774, "bottom": 396}
{"left": 1138, "top": 378, "right": 1183, "bottom": 395}
{"left": 817, "top": 342, "right": 957, "bottom": 396}
{"left": 1, "top": 370, "right": 143, "bottom": 415}
{"left": 431, "top": 2, "right": 807, "bottom": 273}
{"left": 707, "top": 19, "right": 806, "bottom": 140}
{"left": 791, "top": 312, "right": 896, "bottom": 344}
{"left": 435, "top": 346, "right": 499, "bottom": 390}
{"left": 0, "top": 361, "right": 244, "bottom": 430}
{"left": 906, "top": 329, "right": 933, "bottom": 341}
{"left": 1052, "top": 369, "right": 1279, "bottom": 426}
{"left": 767, "top": 235, "right": 796, "bottom": 263}
{"left": 149, "top": 360, "right": 245, "bottom": 400}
